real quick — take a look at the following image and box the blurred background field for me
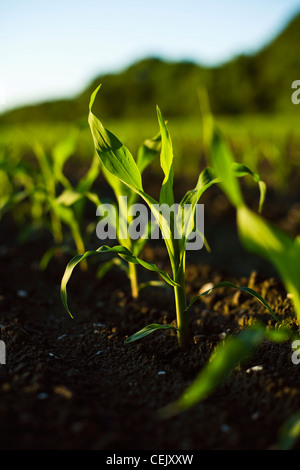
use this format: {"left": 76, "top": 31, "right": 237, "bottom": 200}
{"left": 1, "top": 5, "right": 300, "bottom": 190}
{"left": 1, "top": 1, "right": 300, "bottom": 255}
{"left": 1, "top": 111, "right": 300, "bottom": 191}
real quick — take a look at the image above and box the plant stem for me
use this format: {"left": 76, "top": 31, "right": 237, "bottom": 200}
{"left": 129, "top": 262, "right": 139, "bottom": 299}
{"left": 73, "top": 232, "right": 88, "bottom": 272}
{"left": 173, "top": 259, "right": 188, "bottom": 349}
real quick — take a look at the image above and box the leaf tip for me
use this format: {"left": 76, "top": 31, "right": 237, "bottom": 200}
{"left": 89, "top": 84, "right": 102, "bottom": 112}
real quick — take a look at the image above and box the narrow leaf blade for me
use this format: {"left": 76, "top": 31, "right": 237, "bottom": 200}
{"left": 125, "top": 323, "right": 177, "bottom": 344}
{"left": 61, "top": 245, "right": 179, "bottom": 318}
{"left": 156, "top": 106, "right": 174, "bottom": 206}
{"left": 88, "top": 85, "right": 143, "bottom": 193}
{"left": 160, "top": 326, "right": 265, "bottom": 417}
{"left": 185, "top": 281, "right": 279, "bottom": 322}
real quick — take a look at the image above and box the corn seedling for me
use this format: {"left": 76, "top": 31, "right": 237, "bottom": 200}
{"left": 157, "top": 124, "right": 300, "bottom": 422}
{"left": 95, "top": 131, "right": 162, "bottom": 298}
{"left": 27, "top": 134, "right": 102, "bottom": 270}
{"left": 59, "top": 85, "right": 279, "bottom": 350}
{"left": 160, "top": 321, "right": 294, "bottom": 417}
{"left": 0, "top": 147, "right": 33, "bottom": 224}
{"left": 278, "top": 410, "right": 300, "bottom": 450}
{"left": 208, "top": 128, "right": 300, "bottom": 326}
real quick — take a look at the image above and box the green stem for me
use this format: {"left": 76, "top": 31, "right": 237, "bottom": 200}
{"left": 173, "top": 256, "right": 188, "bottom": 349}
{"left": 129, "top": 262, "right": 139, "bottom": 299}
{"left": 51, "top": 210, "right": 63, "bottom": 245}
{"left": 72, "top": 227, "right": 87, "bottom": 272}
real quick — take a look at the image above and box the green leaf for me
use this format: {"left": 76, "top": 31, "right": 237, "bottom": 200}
{"left": 40, "top": 244, "right": 72, "bottom": 271}
{"left": 53, "top": 135, "right": 77, "bottom": 189}
{"left": 156, "top": 106, "right": 175, "bottom": 207}
{"left": 52, "top": 202, "right": 86, "bottom": 257}
{"left": 178, "top": 167, "right": 219, "bottom": 253}
{"left": 278, "top": 411, "right": 300, "bottom": 450}
{"left": 89, "top": 85, "right": 143, "bottom": 193}
{"left": 177, "top": 162, "right": 266, "bottom": 256}
{"left": 231, "top": 162, "right": 266, "bottom": 213}
{"left": 96, "top": 257, "right": 128, "bottom": 279}
{"left": 124, "top": 323, "right": 177, "bottom": 344}
{"left": 32, "top": 141, "right": 56, "bottom": 196}
{"left": 209, "top": 130, "right": 266, "bottom": 213}
{"left": 137, "top": 131, "right": 161, "bottom": 174}
{"left": 138, "top": 280, "right": 170, "bottom": 292}
{"left": 88, "top": 86, "right": 177, "bottom": 263}
{"left": 185, "top": 281, "right": 279, "bottom": 322}
{"left": 160, "top": 322, "right": 294, "bottom": 418}
{"left": 61, "top": 245, "right": 179, "bottom": 318}
{"left": 76, "top": 152, "right": 101, "bottom": 194}
{"left": 55, "top": 189, "right": 83, "bottom": 206}
{"left": 209, "top": 127, "right": 300, "bottom": 322}
{"left": 237, "top": 206, "right": 300, "bottom": 322}
{"left": 160, "top": 325, "right": 266, "bottom": 417}
{"left": 209, "top": 130, "right": 245, "bottom": 209}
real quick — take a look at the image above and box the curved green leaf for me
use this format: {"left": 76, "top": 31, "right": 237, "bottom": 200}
{"left": 231, "top": 162, "right": 266, "bottom": 213}
{"left": 89, "top": 85, "right": 143, "bottom": 193}
{"left": 160, "top": 325, "right": 266, "bottom": 417}
{"left": 156, "top": 106, "right": 174, "bottom": 207}
{"left": 209, "top": 130, "right": 245, "bottom": 209}
{"left": 137, "top": 131, "right": 161, "bottom": 174}
{"left": 209, "top": 127, "right": 300, "bottom": 322}
{"left": 160, "top": 323, "right": 294, "bottom": 418}
{"left": 237, "top": 206, "right": 300, "bottom": 322}
{"left": 125, "top": 323, "right": 177, "bottom": 344}
{"left": 278, "top": 411, "right": 300, "bottom": 450}
{"left": 61, "top": 245, "right": 179, "bottom": 318}
{"left": 88, "top": 86, "right": 176, "bottom": 262}
{"left": 185, "top": 281, "right": 279, "bottom": 322}
{"left": 177, "top": 162, "right": 266, "bottom": 256}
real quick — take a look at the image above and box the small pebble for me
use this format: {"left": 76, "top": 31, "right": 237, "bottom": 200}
{"left": 57, "top": 334, "right": 67, "bottom": 340}
{"left": 49, "top": 352, "right": 59, "bottom": 359}
{"left": 54, "top": 385, "right": 73, "bottom": 399}
{"left": 220, "top": 424, "right": 231, "bottom": 433}
{"left": 17, "top": 290, "right": 28, "bottom": 298}
{"left": 246, "top": 365, "right": 263, "bottom": 373}
{"left": 37, "top": 392, "right": 49, "bottom": 400}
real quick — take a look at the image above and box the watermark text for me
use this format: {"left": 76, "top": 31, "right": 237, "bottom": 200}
{"left": 291, "top": 80, "right": 300, "bottom": 105}
{"left": 96, "top": 197, "right": 205, "bottom": 251}
{"left": 0, "top": 340, "right": 6, "bottom": 364}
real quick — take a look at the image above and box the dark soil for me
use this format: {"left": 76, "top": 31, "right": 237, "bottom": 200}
{"left": 1, "top": 182, "right": 300, "bottom": 451}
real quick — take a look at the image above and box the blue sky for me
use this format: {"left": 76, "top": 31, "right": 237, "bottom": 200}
{"left": 0, "top": 0, "right": 299, "bottom": 112}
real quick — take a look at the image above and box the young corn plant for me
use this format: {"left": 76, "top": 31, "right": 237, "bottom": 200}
{"left": 158, "top": 125, "right": 300, "bottom": 419}
{"left": 29, "top": 134, "right": 102, "bottom": 270}
{"left": 160, "top": 321, "right": 295, "bottom": 417}
{"left": 95, "top": 131, "right": 162, "bottom": 298}
{"left": 209, "top": 128, "right": 300, "bottom": 326}
{"left": 60, "top": 85, "right": 276, "bottom": 349}
{"left": 0, "top": 147, "right": 32, "bottom": 223}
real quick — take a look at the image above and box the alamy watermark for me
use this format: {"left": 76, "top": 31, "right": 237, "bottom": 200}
{"left": 291, "top": 80, "right": 300, "bottom": 105}
{"left": 291, "top": 340, "right": 300, "bottom": 365}
{"left": 0, "top": 340, "right": 6, "bottom": 364}
{"left": 95, "top": 196, "right": 205, "bottom": 251}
